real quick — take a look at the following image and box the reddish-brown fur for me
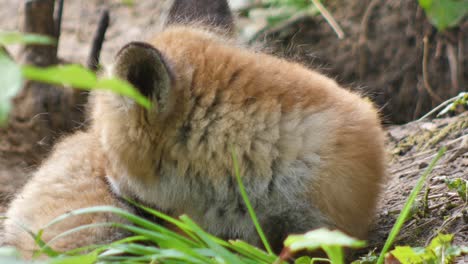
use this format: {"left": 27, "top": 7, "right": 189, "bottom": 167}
{"left": 2, "top": 0, "right": 386, "bottom": 257}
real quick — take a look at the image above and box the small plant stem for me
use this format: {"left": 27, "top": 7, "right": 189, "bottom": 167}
{"left": 310, "top": 0, "right": 345, "bottom": 39}
{"left": 376, "top": 147, "right": 446, "bottom": 264}
{"left": 87, "top": 9, "right": 110, "bottom": 71}
{"left": 311, "top": 258, "right": 332, "bottom": 263}
{"left": 417, "top": 94, "right": 460, "bottom": 121}
{"left": 231, "top": 149, "right": 274, "bottom": 255}
{"left": 422, "top": 36, "right": 443, "bottom": 102}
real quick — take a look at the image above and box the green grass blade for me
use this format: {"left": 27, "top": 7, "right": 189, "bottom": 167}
{"left": 43, "top": 206, "right": 199, "bottom": 248}
{"left": 123, "top": 198, "right": 204, "bottom": 245}
{"left": 229, "top": 240, "right": 277, "bottom": 263}
{"left": 2, "top": 216, "right": 59, "bottom": 258}
{"left": 48, "top": 252, "right": 98, "bottom": 264}
{"left": 231, "top": 149, "right": 273, "bottom": 255}
{"left": 180, "top": 215, "right": 247, "bottom": 264}
{"left": 41, "top": 206, "right": 221, "bottom": 262}
{"left": 322, "top": 246, "right": 344, "bottom": 264}
{"left": 376, "top": 147, "right": 446, "bottom": 264}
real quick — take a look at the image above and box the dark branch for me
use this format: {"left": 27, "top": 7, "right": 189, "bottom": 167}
{"left": 55, "top": 0, "right": 65, "bottom": 40}
{"left": 22, "top": 0, "right": 57, "bottom": 66}
{"left": 87, "top": 9, "right": 110, "bottom": 71}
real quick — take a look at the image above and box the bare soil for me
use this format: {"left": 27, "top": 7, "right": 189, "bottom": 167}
{"left": 365, "top": 113, "right": 467, "bottom": 260}
{"left": 0, "top": 0, "right": 466, "bottom": 260}
{"left": 253, "top": 0, "right": 467, "bottom": 124}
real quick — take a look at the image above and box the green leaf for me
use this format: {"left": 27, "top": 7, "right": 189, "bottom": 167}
{"left": 0, "top": 51, "right": 23, "bottom": 125}
{"left": 49, "top": 252, "right": 97, "bottom": 264}
{"left": 0, "top": 31, "right": 56, "bottom": 46}
{"left": 268, "top": 0, "right": 311, "bottom": 9}
{"left": 390, "top": 234, "right": 463, "bottom": 264}
{"left": 96, "top": 78, "right": 152, "bottom": 109}
{"left": 285, "top": 229, "right": 365, "bottom": 264}
{"left": 295, "top": 256, "right": 313, "bottom": 264}
{"left": 418, "top": 0, "right": 468, "bottom": 31}
{"left": 284, "top": 228, "right": 366, "bottom": 252}
{"left": 390, "top": 246, "right": 434, "bottom": 264}
{"left": 21, "top": 64, "right": 151, "bottom": 109}
{"left": 444, "top": 178, "right": 467, "bottom": 202}
{"left": 21, "top": 65, "right": 97, "bottom": 88}
{"left": 427, "top": 233, "right": 457, "bottom": 264}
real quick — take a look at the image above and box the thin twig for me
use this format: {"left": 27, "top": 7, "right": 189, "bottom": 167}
{"left": 310, "top": 0, "right": 345, "bottom": 39}
{"left": 55, "top": 0, "right": 64, "bottom": 40}
{"left": 414, "top": 80, "right": 424, "bottom": 119}
{"left": 359, "top": 0, "right": 378, "bottom": 44}
{"left": 458, "top": 31, "right": 464, "bottom": 89}
{"left": 417, "top": 95, "right": 459, "bottom": 121}
{"left": 357, "top": 0, "right": 379, "bottom": 79}
{"left": 87, "top": 9, "right": 110, "bottom": 71}
{"left": 422, "top": 36, "right": 443, "bottom": 102}
{"left": 446, "top": 43, "right": 459, "bottom": 92}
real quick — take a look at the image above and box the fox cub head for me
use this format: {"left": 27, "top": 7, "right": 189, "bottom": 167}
{"left": 91, "top": 0, "right": 242, "bottom": 186}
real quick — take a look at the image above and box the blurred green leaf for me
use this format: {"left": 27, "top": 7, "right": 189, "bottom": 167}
{"left": 21, "top": 65, "right": 152, "bottom": 109}
{"left": 295, "top": 256, "right": 312, "bottom": 264}
{"left": 0, "top": 247, "right": 21, "bottom": 259}
{"left": 285, "top": 228, "right": 365, "bottom": 264}
{"left": 121, "top": 0, "right": 135, "bottom": 7}
{"left": 21, "top": 65, "right": 96, "bottom": 88}
{"left": 0, "top": 31, "right": 56, "bottom": 46}
{"left": 49, "top": 252, "right": 97, "bottom": 264}
{"left": 96, "top": 78, "right": 152, "bottom": 109}
{"left": 0, "top": 51, "right": 23, "bottom": 125}
{"left": 390, "top": 246, "right": 433, "bottom": 263}
{"left": 418, "top": 0, "right": 468, "bottom": 31}
{"left": 268, "top": 0, "right": 311, "bottom": 9}
{"left": 390, "top": 233, "right": 465, "bottom": 264}
{"left": 285, "top": 228, "right": 366, "bottom": 252}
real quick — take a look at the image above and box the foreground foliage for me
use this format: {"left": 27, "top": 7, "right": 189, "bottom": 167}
{"left": 0, "top": 31, "right": 150, "bottom": 125}
{"left": 1, "top": 148, "right": 463, "bottom": 263}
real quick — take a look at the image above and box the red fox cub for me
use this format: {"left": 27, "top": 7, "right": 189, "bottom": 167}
{"left": 2, "top": 0, "right": 386, "bottom": 257}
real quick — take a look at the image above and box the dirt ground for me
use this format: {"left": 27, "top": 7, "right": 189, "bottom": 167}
{"left": 254, "top": 0, "right": 467, "bottom": 124}
{"left": 366, "top": 113, "right": 467, "bottom": 261}
{"left": 0, "top": 0, "right": 466, "bottom": 261}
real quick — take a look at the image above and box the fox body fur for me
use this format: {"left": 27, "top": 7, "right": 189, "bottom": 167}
{"left": 2, "top": 0, "right": 386, "bottom": 257}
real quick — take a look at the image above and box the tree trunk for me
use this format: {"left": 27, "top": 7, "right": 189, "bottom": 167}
{"left": 21, "top": 0, "right": 58, "bottom": 66}
{"left": 0, "top": 0, "right": 89, "bottom": 212}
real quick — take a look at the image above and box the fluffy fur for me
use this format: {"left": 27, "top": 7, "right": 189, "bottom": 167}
{"left": 2, "top": 0, "right": 386, "bottom": 257}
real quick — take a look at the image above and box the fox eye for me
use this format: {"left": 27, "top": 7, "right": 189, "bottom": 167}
{"left": 114, "top": 42, "right": 172, "bottom": 107}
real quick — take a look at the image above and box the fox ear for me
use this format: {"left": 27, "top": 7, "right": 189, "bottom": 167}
{"left": 166, "top": 0, "right": 234, "bottom": 32}
{"left": 114, "top": 42, "right": 172, "bottom": 108}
